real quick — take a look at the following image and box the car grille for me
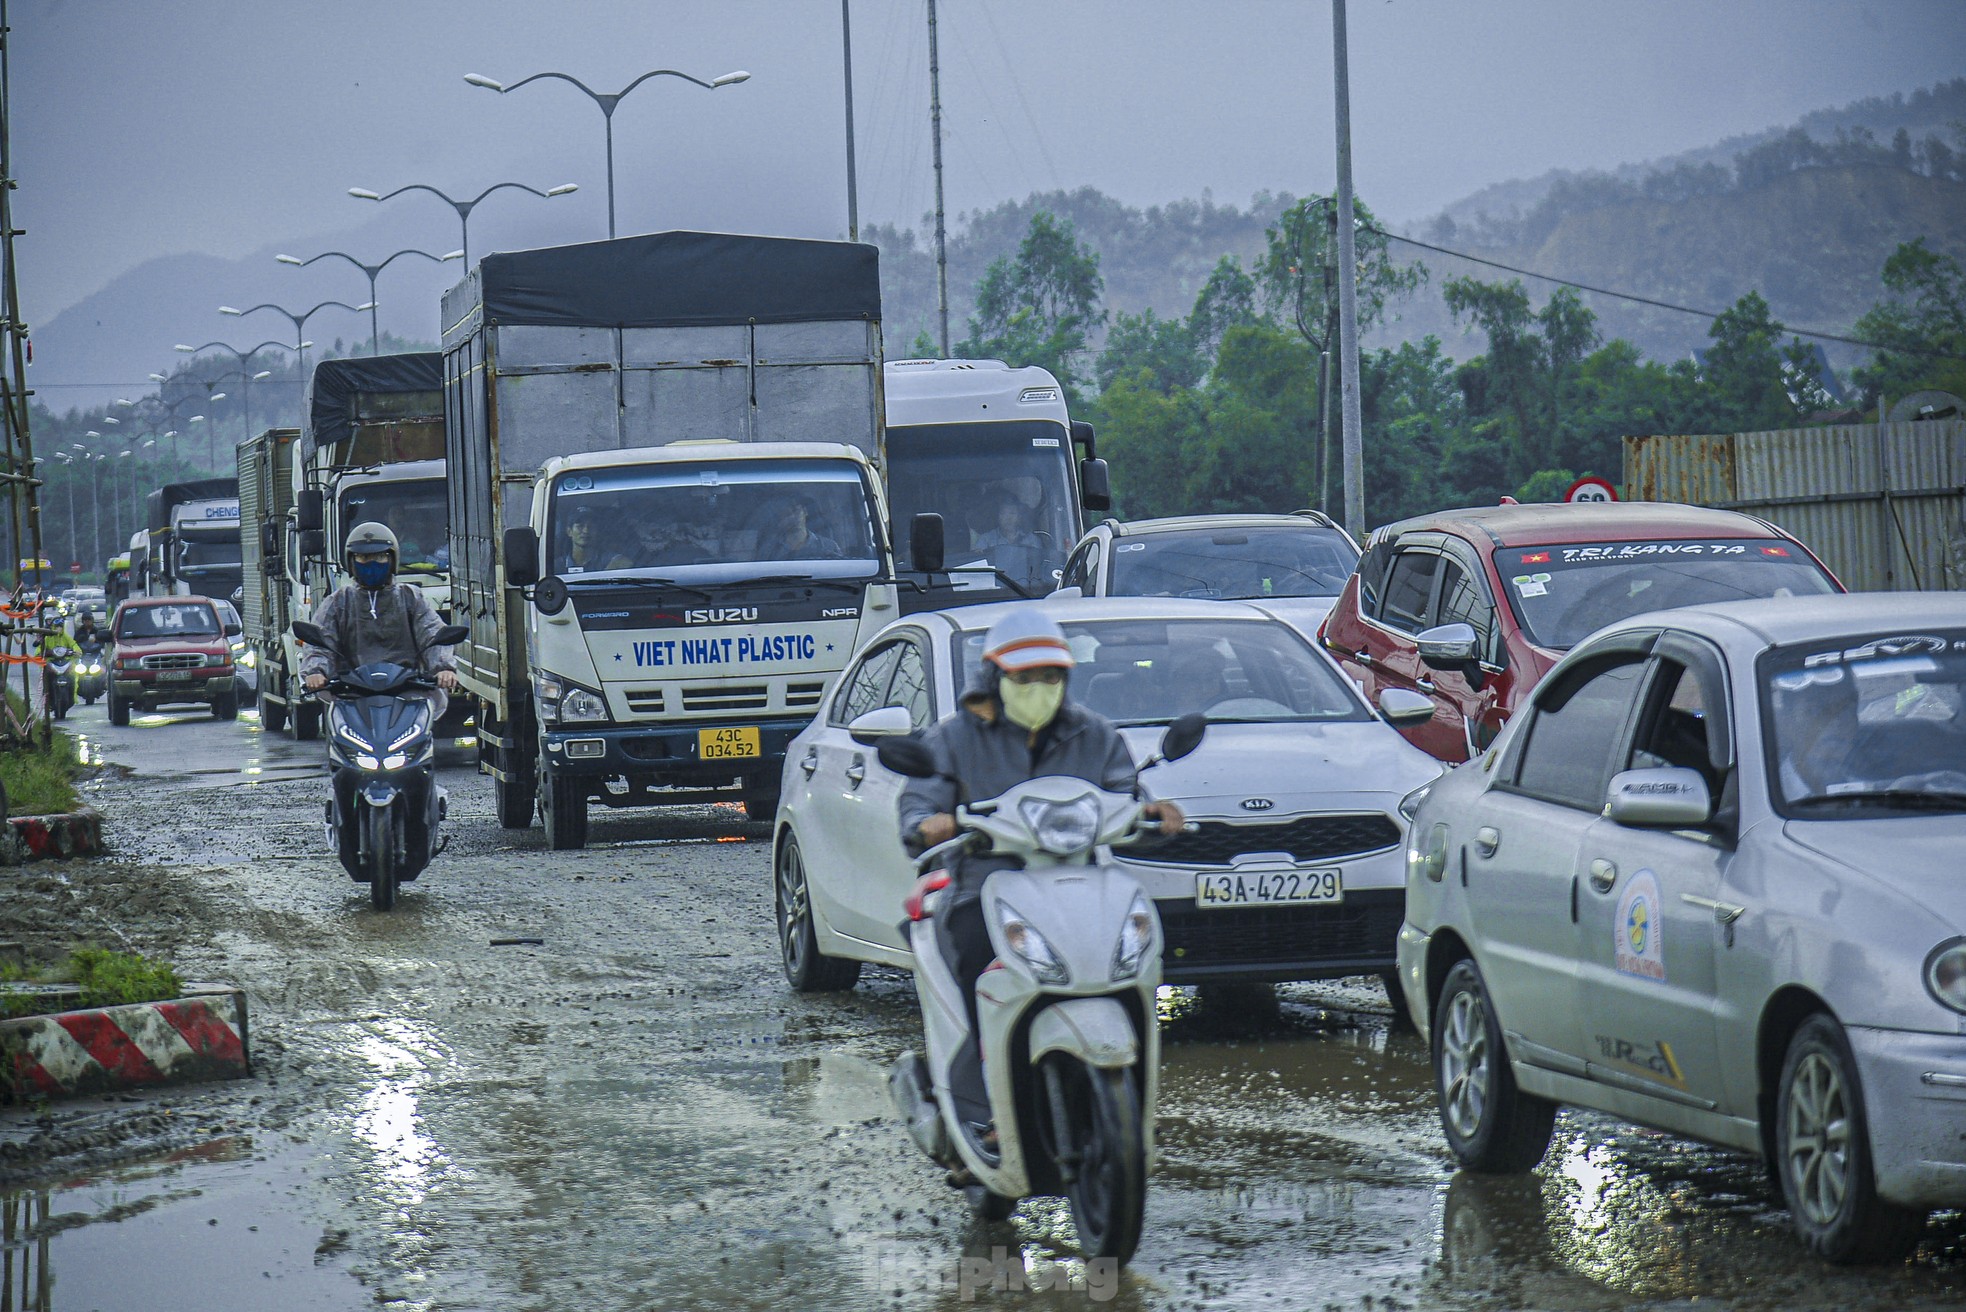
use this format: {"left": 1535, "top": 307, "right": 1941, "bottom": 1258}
{"left": 1132, "top": 812, "right": 1402, "bottom": 867}
{"left": 1159, "top": 888, "right": 1404, "bottom": 972}
{"left": 140, "top": 653, "right": 205, "bottom": 670}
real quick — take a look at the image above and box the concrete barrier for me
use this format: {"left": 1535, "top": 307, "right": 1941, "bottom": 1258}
{"left": 2, "top": 985, "right": 249, "bottom": 1102}
{"left": 3, "top": 805, "right": 105, "bottom": 863}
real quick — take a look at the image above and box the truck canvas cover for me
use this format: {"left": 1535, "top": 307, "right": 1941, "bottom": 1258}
{"left": 302, "top": 353, "right": 445, "bottom": 464}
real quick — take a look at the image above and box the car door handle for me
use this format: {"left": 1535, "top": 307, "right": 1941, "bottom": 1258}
{"left": 1416, "top": 676, "right": 1437, "bottom": 695}
{"left": 1682, "top": 894, "right": 1745, "bottom": 924}
{"left": 1352, "top": 648, "right": 1373, "bottom": 667}
{"left": 1588, "top": 858, "right": 1617, "bottom": 893}
{"left": 799, "top": 747, "right": 817, "bottom": 779}
{"left": 845, "top": 757, "right": 866, "bottom": 788}
{"left": 1473, "top": 825, "right": 1500, "bottom": 857}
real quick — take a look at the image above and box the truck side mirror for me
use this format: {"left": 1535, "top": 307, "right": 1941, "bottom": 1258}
{"left": 296, "top": 489, "right": 324, "bottom": 533}
{"left": 909, "top": 513, "right": 945, "bottom": 574}
{"left": 1070, "top": 419, "right": 1097, "bottom": 458}
{"left": 260, "top": 522, "right": 279, "bottom": 559}
{"left": 1079, "top": 457, "right": 1112, "bottom": 512}
{"left": 504, "top": 526, "right": 540, "bottom": 587}
{"left": 298, "top": 529, "right": 325, "bottom": 559}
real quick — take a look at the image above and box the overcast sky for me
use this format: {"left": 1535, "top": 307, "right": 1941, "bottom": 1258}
{"left": 15, "top": 0, "right": 1966, "bottom": 334}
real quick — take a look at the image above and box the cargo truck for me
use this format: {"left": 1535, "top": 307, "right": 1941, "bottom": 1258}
{"left": 444, "top": 230, "right": 896, "bottom": 848}
{"left": 142, "top": 478, "right": 242, "bottom": 602}
{"left": 236, "top": 427, "right": 308, "bottom": 733}
{"left": 882, "top": 358, "right": 1109, "bottom": 612}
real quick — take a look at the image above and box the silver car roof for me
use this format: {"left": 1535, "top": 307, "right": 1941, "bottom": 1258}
{"left": 1604, "top": 592, "right": 1966, "bottom": 650}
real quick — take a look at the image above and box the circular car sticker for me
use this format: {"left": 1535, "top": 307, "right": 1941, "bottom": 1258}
{"left": 1615, "top": 868, "right": 1665, "bottom": 982}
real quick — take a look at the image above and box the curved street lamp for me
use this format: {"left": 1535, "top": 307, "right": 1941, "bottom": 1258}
{"left": 219, "top": 301, "right": 370, "bottom": 373}
{"left": 175, "top": 340, "right": 301, "bottom": 461}
{"left": 347, "top": 180, "right": 578, "bottom": 265}
{"left": 465, "top": 67, "right": 747, "bottom": 238}
{"left": 276, "top": 248, "right": 464, "bottom": 355}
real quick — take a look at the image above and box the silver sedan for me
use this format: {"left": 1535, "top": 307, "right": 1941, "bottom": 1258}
{"left": 1397, "top": 591, "right": 1966, "bottom": 1262}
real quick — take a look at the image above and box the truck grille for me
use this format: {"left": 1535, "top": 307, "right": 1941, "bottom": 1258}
{"left": 1159, "top": 888, "right": 1404, "bottom": 971}
{"left": 141, "top": 653, "right": 206, "bottom": 670}
{"left": 622, "top": 680, "right": 827, "bottom": 717}
{"left": 785, "top": 681, "right": 826, "bottom": 711}
{"left": 1132, "top": 813, "right": 1402, "bottom": 868}
{"left": 682, "top": 684, "right": 769, "bottom": 713}
{"left": 623, "top": 688, "right": 667, "bottom": 715}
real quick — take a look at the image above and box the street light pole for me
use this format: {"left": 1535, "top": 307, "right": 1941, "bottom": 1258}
{"left": 927, "top": 0, "right": 950, "bottom": 357}
{"left": 276, "top": 248, "right": 463, "bottom": 355}
{"left": 841, "top": 1, "right": 858, "bottom": 241}
{"left": 465, "top": 67, "right": 745, "bottom": 240}
{"left": 1332, "top": 0, "right": 1365, "bottom": 538}
{"left": 348, "top": 180, "right": 578, "bottom": 267}
{"left": 220, "top": 301, "right": 367, "bottom": 381}
{"left": 175, "top": 342, "right": 297, "bottom": 464}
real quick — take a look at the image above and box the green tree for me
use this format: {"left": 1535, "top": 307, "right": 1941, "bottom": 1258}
{"left": 956, "top": 211, "right": 1105, "bottom": 398}
{"left": 1443, "top": 279, "right": 1601, "bottom": 481}
{"left": 1257, "top": 196, "right": 1422, "bottom": 355}
{"left": 1094, "top": 309, "right": 1201, "bottom": 394}
{"left": 1851, "top": 237, "right": 1966, "bottom": 405}
{"left": 1187, "top": 254, "right": 1263, "bottom": 369}
{"left": 1699, "top": 290, "right": 1824, "bottom": 430}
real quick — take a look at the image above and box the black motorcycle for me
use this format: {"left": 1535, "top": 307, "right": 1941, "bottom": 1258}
{"left": 43, "top": 648, "right": 75, "bottom": 720}
{"left": 293, "top": 619, "right": 468, "bottom": 911}
{"left": 75, "top": 640, "right": 107, "bottom": 706}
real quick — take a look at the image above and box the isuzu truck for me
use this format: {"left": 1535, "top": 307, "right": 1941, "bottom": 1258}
{"left": 443, "top": 230, "right": 896, "bottom": 848}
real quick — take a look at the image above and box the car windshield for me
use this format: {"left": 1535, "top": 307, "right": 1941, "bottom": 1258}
{"left": 118, "top": 603, "right": 218, "bottom": 638}
{"left": 1500, "top": 539, "right": 1838, "bottom": 649}
{"left": 1761, "top": 628, "right": 1966, "bottom": 817}
{"left": 545, "top": 459, "right": 881, "bottom": 584}
{"left": 955, "top": 617, "right": 1369, "bottom": 726}
{"left": 887, "top": 421, "right": 1079, "bottom": 603}
{"left": 340, "top": 479, "right": 450, "bottom": 574}
{"left": 1110, "top": 525, "right": 1357, "bottom": 599}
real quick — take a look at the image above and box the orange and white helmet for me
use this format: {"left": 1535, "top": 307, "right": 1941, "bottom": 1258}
{"left": 981, "top": 609, "right": 1076, "bottom": 674}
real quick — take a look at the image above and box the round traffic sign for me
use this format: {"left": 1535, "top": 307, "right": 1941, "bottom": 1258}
{"left": 1565, "top": 475, "right": 1618, "bottom": 504}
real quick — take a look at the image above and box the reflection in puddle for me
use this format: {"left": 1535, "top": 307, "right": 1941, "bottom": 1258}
{"left": 349, "top": 1018, "right": 458, "bottom": 1218}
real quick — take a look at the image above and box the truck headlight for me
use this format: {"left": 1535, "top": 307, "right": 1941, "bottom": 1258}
{"left": 560, "top": 688, "right": 608, "bottom": 722}
{"left": 1926, "top": 938, "right": 1966, "bottom": 1014}
{"left": 995, "top": 899, "right": 1069, "bottom": 984}
{"left": 1111, "top": 891, "right": 1156, "bottom": 981}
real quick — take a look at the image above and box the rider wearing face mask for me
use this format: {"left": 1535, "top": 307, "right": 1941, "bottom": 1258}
{"left": 898, "top": 610, "right": 1183, "bottom": 1081}
{"left": 300, "top": 522, "right": 460, "bottom": 708}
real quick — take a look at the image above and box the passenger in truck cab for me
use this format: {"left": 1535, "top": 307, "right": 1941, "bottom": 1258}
{"left": 395, "top": 510, "right": 449, "bottom": 572}
{"left": 557, "top": 506, "right": 631, "bottom": 574}
{"left": 755, "top": 495, "right": 841, "bottom": 562}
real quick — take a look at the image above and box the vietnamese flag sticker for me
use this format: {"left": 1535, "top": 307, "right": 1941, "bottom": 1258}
{"left": 1761, "top": 546, "right": 1790, "bottom": 556}
{"left": 1521, "top": 551, "right": 1551, "bottom": 564}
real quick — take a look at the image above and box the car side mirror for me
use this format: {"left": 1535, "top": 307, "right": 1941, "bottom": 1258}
{"left": 1417, "top": 622, "right": 1479, "bottom": 671}
{"left": 295, "top": 489, "right": 324, "bottom": 533}
{"left": 848, "top": 705, "right": 913, "bottom": 745}
{"left": 504, "top": 526, "right": 540, "bottom": 587}
{"left": 1378, "top": 687, "right": 1435, "bottom": 728}
{"left": 432, "top": 624, "right": 470, "bottom": 647}
{"left": 875, "top": 734, "right": 938, "bottom": 779}
{"left": 909, "top": 513, "right": 945, "bottom": 574}
{"left": 1158, "top": 711, "right": 1207, "bottom": 763}
{"left": 1047, "top": 585, "right": 1083, "bottom": 601}
{"left": 1605, "top": 767, "right": 1712, "bottom": 828}
{"left": 291, "top": 619, "right": 329, "bottom": 648}
{"left": 1079, "top": 457, "right": 1112, "bottom": 513}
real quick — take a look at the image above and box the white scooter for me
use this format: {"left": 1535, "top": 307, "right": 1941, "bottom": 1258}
{"left": 877, "top": 714, "right": 1205, "bottom": 1266}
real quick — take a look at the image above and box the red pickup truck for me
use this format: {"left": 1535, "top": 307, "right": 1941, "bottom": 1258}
{"left": 108, "top": 595, "right": 240, "bottom": 725}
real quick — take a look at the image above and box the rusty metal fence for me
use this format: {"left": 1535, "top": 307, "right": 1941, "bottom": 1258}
{"left": 1624, "top": 420, "right": 1966, "bottom": 592}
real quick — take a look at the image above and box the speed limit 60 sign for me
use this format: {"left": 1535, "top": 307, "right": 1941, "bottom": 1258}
{"left": 1565, "top": 475, "right": 1618, "bottom": 503}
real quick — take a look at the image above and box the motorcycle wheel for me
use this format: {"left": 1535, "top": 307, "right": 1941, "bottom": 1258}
{"left": 1045, "top": 1056, "right": 1146, "bottom": 1265}
{"left": 365, "top": 803, "right": 397, "bottom": 911}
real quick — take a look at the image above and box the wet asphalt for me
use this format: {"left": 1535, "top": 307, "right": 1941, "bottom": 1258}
{"left": 3, "top": 700, "right": 1963, "bottom": 1311}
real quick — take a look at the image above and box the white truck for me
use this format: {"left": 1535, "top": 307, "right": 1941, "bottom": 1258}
{"left": 881, "top": 358, "right": 1110, "bottom": 612}
{"left": 142, "top": 478, "right": 243, "bottom": 602}
{"left": 444, "top": 230, "right": 896, "bottom": 848}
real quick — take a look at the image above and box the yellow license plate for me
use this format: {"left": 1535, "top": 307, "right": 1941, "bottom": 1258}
{"left": 699, "top": 726, "right": 761, "bottom": 760}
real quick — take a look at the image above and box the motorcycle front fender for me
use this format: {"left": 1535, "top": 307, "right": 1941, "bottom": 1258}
{"left": 1026, "top": 996, "right": 1139, "bottom": 1070}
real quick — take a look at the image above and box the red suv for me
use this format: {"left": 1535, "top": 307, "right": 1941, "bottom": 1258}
{"left": 1317, "top": 502, "right": 1841, "bottom": 762}
{"left": 108, "top": 596, "right": 241, "bottom": 725}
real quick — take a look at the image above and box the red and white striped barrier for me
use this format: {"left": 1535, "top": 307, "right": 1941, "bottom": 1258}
{"left": 2, "top": 987, "right": 250, "bottom": 1101}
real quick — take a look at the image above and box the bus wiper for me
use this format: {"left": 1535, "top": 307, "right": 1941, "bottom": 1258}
{"left": 559, "top": 574, "right": 714, "bottom": 603}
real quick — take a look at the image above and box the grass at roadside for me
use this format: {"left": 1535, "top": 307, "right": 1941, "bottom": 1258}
{"left": 1, "top": 948, "right": 185, "bottom": 1018}
{"left": 1, "top": 689, "right": 82, "bottom": 816}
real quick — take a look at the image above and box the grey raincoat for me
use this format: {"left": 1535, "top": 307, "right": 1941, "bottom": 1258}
{"left": 300, "top": 582, "right": 455, "bottom": 710}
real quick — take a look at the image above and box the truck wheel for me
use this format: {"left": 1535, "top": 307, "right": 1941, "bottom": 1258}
{"left": 108, "top": 690, "right": 130, "bottom": 727}
{"left": 213, "top": 689, "right": 239, "bottom": 721}
{"left": 496, "top": 743, "right": 536, "bottom": 829}
{"left": 259, "top": 686, "right": 288, "bottom": 733}
{"left": 293, "top": 699, "right": 323, "bottom": 742}
{"left": 541, "top": 769, "right": 588, "bottom": 850}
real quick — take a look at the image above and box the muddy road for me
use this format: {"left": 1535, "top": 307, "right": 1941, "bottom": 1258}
{"left": 4, "top": 701, "right": 1963, "bottom": 1310}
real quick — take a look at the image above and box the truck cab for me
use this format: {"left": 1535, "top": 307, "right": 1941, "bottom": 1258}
{"left": 882, "top": 359, "right": 1109, "bottom": 612}
{"left": 142, "top": 480, "right": 242, "bottom": 602}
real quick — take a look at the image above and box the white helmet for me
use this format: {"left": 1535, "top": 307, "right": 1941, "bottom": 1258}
{"left": 981, "top": 609, "right": 1076, "bottom": 674}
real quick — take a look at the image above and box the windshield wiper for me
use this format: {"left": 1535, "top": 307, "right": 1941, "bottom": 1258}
{"left": 1788, "top": 789, "right": 1966, "bottom": 813}
{"left": 558, "top": 575, "right": 714, "bottom": 603}
{"left": 729, "top": 574, "right": 868, "bottom": 594}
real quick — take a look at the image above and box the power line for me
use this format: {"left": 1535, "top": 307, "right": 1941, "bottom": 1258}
{"left": 1369, "top": 224, "right": 1966, "bottom": 363}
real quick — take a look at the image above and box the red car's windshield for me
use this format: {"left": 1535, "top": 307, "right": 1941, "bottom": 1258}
{"left": 118, "top": 603, "right": 219, "bottom": 639}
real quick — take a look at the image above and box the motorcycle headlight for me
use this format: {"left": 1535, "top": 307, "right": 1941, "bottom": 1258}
{"left": 1111, "top": 891, "right": 1156, "bottom": 981}
{"left": 560, "top": 687, "right": 608, "bottom": 723}
{"left": 353, "top": 752, "right": 382, "bottom": 771}
{"left": 381, "top": 752, "right": 409, "bottom": 771}
{"left": 1926, "top": 938, "right": 1966, "bottom": 1014}
{"left": 1017, "top": 793, "right": 1101, "bottom": 855}
{"left": 995, "top": 898, "right": 1070, "bottom": 984}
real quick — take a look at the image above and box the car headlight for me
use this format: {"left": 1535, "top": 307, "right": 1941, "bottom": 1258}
{"left": 996, "top": 898, "right": 1070, "bottom": 984}
{"left": 1017, "top": 793, "right": 1101, "bottom": 855}
{"left": 1407, "top": 822, "right": 1450, "bottom": 883}
{"left": 1399, "top": 779, "right": 1439, "bottom": 823}
{"left": 1111, "top": 891, "right": 1156, "bottom": 981}
{"left": 560, "top": 687, "right": 608, "bottom": 722}
{"left": 1926, "top": 938, "right": 1966, "bottom": 1014}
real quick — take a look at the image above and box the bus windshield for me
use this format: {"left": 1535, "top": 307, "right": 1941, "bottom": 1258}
{"left": 887, "top": 420, "right": 1078, "bottom": 609}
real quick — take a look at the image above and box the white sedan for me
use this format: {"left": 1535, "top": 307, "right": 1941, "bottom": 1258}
{"left": 772, "top": 597, "right": 1445, "bottom": 995}
{"left": 1398, "top": 591, "right": 1966, "bottom": 1262}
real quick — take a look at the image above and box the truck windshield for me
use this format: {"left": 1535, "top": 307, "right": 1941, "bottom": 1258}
{"left": 1499, "top": 538, "right": 1839, "bottom": 650}
{"left": 340, "top": 479, "right": 450, "bottom": 573}
{"left": 545, "top": 459, "right": 880, "bottom": 583}
{"left": 177, "top": 539, "right": 241, "bottom": 569}
{"left": 888, "top": 421, "right": 1078, "bottom": 607}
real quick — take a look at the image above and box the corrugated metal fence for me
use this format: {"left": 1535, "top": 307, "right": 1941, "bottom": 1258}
{"left": 1623, "top": 420, "right": 1966, "bottom": 591}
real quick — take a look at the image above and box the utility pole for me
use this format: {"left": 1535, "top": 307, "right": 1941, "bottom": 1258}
{"left": 842, "top": 0, "right": 859, "bottom": 242}
{"left": 927, "top": 0, "right": 950, "bottom": 356}
{"left": 1332, "top": 0, "right": 1365, "bottom": 538}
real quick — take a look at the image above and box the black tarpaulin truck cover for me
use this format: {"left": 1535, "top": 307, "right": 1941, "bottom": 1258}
{"left": 441, "top": 230, "right": 881, "bottom": 333}
{"left": 301, "top": 352, "right": 444, "bottom": 463}
{"left": 147, "top": 478, "right": 237, "bottom": 532}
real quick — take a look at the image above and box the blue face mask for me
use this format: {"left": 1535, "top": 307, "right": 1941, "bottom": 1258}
{"left": 351, "top": 558, "right": 392, "bottom": 589}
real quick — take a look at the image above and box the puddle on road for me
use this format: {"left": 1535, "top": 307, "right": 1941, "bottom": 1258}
{"left": 1, "top": 1139, "right": 363, "bottom": 1312}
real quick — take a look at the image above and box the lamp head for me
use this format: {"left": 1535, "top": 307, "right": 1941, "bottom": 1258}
{"left": 276, "top": 254, "right": 302, "bottom": 265}
{"left": 463, "top": 73, "right": 504, "bottom": 91}
{"left": 348, "top": 188, "right": 382, "bottom": 201}
{"left": 712, "top": 71, "right": 751, "bottom": 87}
{"left": 546, "top": 183, "right": 579, "bottom": 196}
